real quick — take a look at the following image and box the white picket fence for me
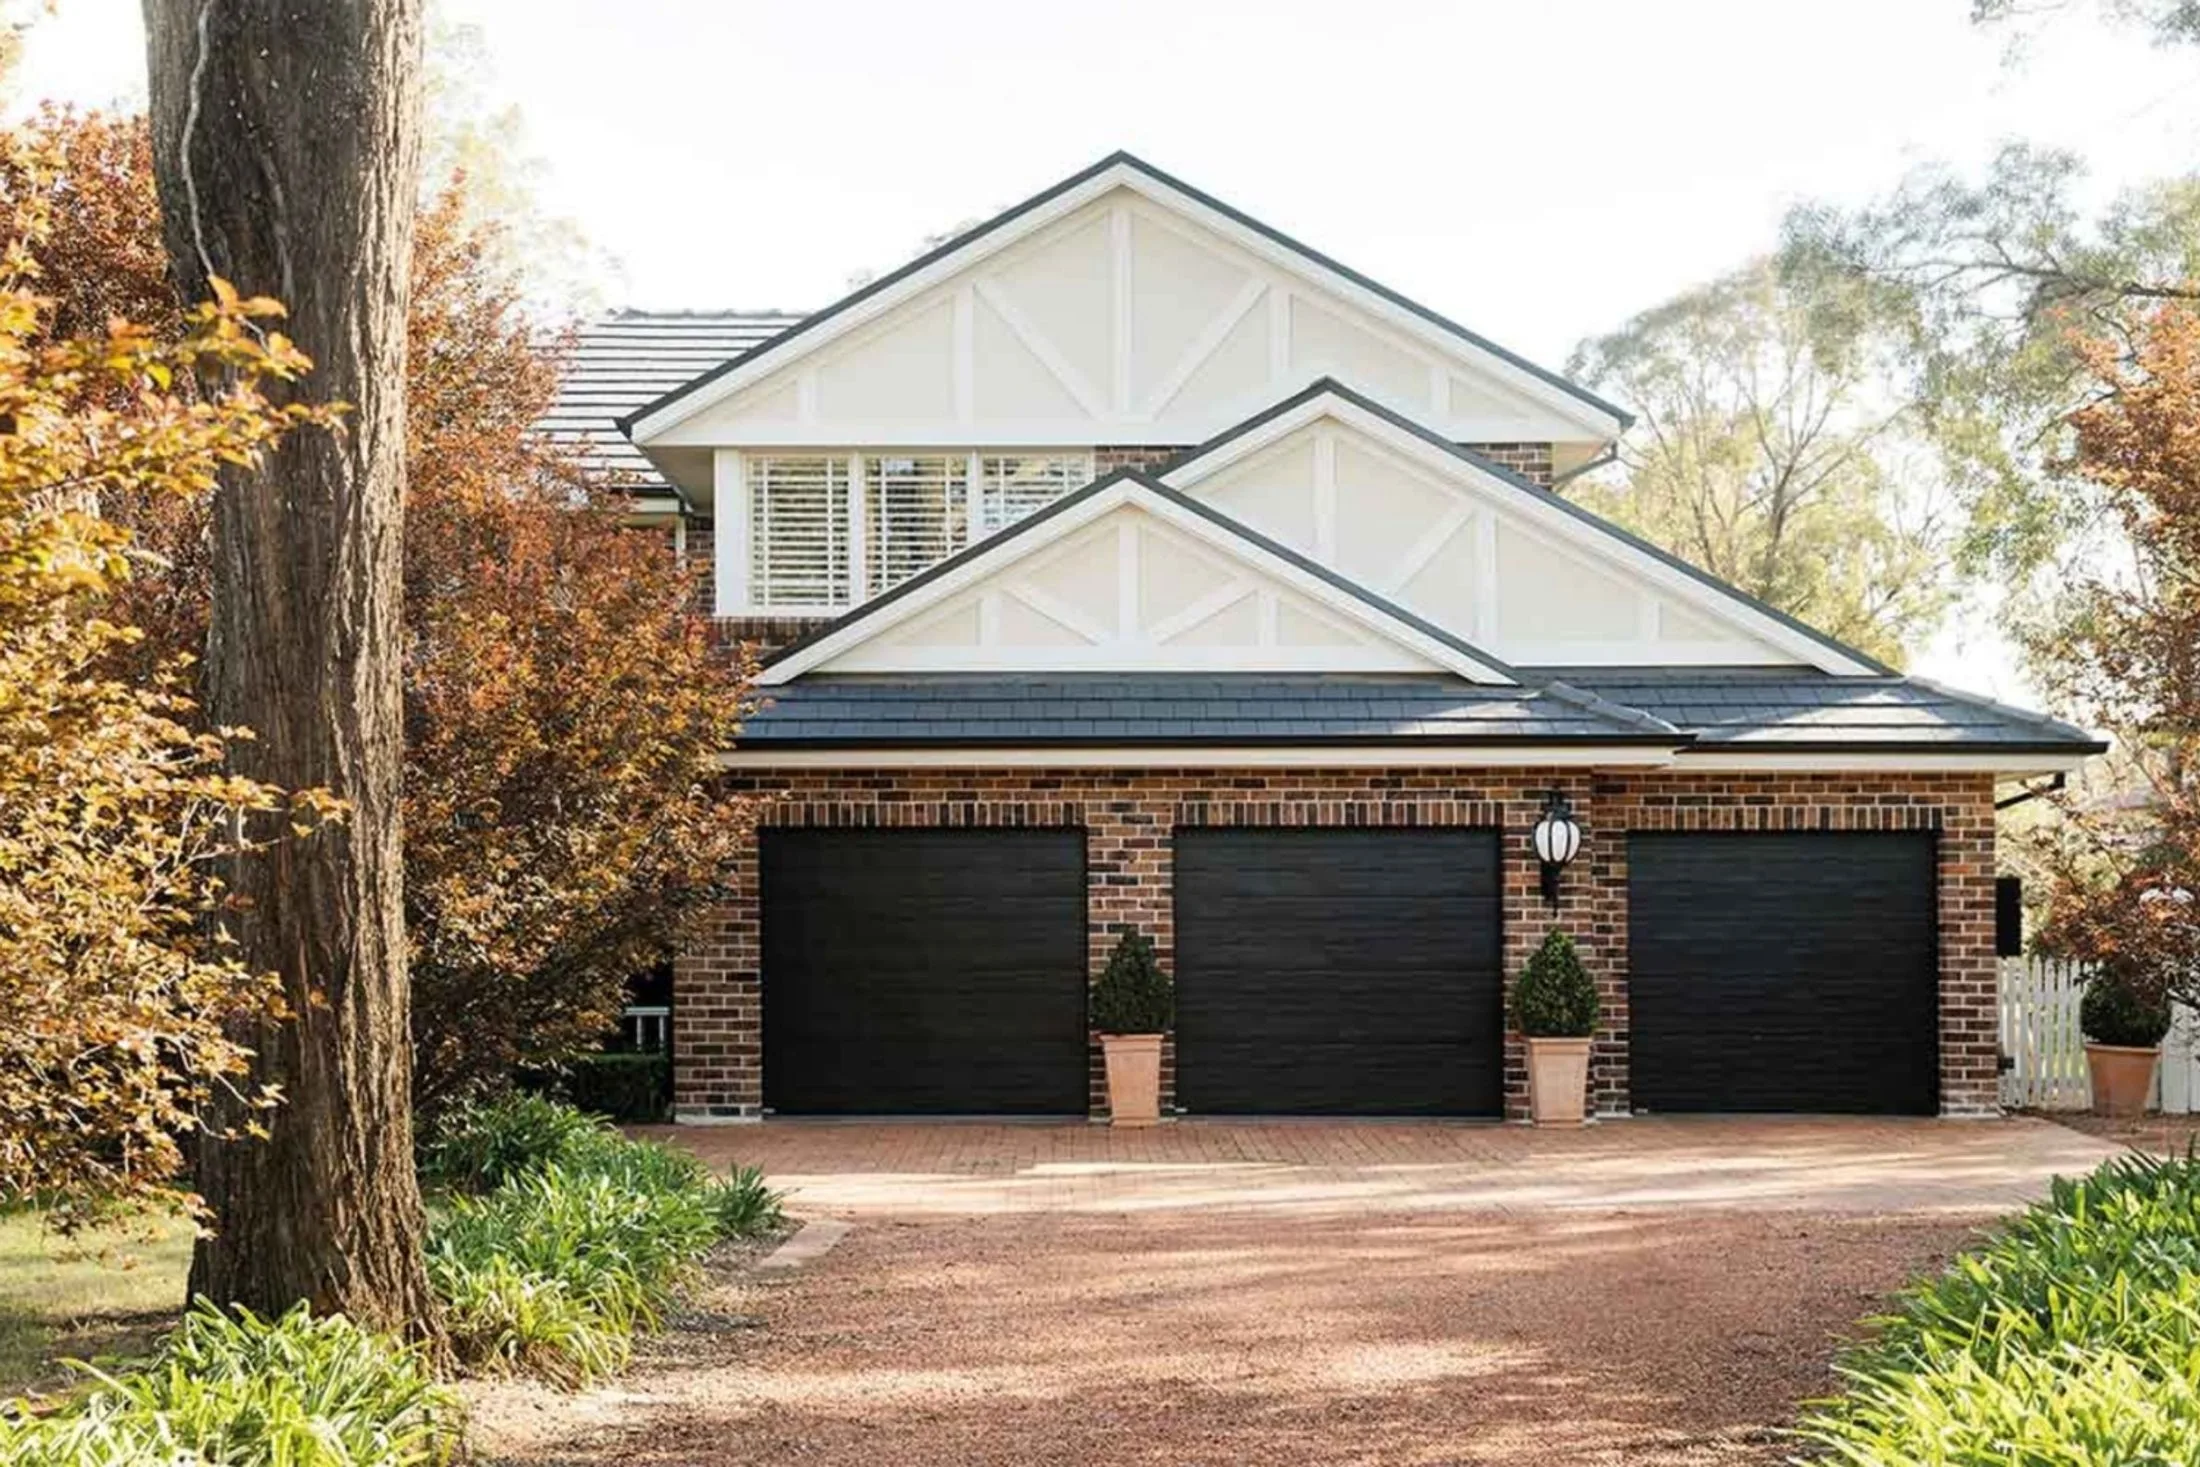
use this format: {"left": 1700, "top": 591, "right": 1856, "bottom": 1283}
{"left": 1997, "top": 954, "right": 2200, "bottom": 1112}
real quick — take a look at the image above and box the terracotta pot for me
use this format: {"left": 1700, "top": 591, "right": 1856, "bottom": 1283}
{"left": 1525, "top": 1036, "right": 1593, "bottom": 1126}
{"left": 2085, "top": 1041, "right": 2160, "bottom": 1118}
{"left": 1100, "top": 1032, "right": 1163, "bottom": 1127}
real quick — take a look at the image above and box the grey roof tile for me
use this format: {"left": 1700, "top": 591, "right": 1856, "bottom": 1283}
{"left": 533, "top": 309, "right": 805, "bottom": 494}
{"left": 1531, "top": 668, "right": 2101, "bottom": 749}
{"left": 733, "top": 668, "right": 2103, "bottom": 752}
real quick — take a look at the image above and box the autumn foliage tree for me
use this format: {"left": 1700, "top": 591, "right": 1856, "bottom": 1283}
{"left": 20, "top": 107, "right": 753, "bottom": 1116}
{"left": 2027, "top": 304, "right": 2200, "bottom": 1003}
{"left": 0, "top": 127, "right": 333, "bottom": 1222}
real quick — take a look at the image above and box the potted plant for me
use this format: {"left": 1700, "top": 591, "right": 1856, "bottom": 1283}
{"left": 1511, "top": 929, "right": 1597, "bottom": 1125}
{"left": 2081, "top": 966, "right": 2172, "bottom": 1117}
{"left": 1091, "top": 930, "right": 1172, "bottom": 1127}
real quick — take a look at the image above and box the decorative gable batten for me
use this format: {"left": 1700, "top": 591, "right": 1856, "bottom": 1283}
{"left": 819, "top": 503, "right": 1447, "bottom": 675}
{"left": 1162, "top": 395, "right": 1855, "bottom": 672}
{"left": 641, "top": 178, "right": 1605, "bottom": 451}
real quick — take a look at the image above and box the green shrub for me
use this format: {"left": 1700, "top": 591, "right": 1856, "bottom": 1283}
{"left": 1510, "top": 930, "right": 1596, "bottom": 1038}
{"left": 418, "top": 1091, "right": 610, "bottom": 1193}
{"left": 429, "top": 1251, "right": 629, "bottom": 1387}
{"left": 1798, "top": 1151, "right": 2200, "bottom": 1463}
{"left": 0, "top": 1300, "right": 459, "bottom": 1466}
{"left": 2080, "top": 968, "right": 2173, "bottom": 1047}
{"left": 1090, "top": 929, "right": 1172, "bottom": 1034}
{"left": 562, "top": 1052, "right": 672, "bottom": 1122}
{"left": 422, "top": 1098, "right": 786, "bottom": 1385}
{"left": 710, "top": 1166, "right": 786, "bottom": 1238}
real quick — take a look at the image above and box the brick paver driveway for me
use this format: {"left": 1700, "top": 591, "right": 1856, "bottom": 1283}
{"left": 474, "top": 1118, "right": 2119, "bottom": 1467}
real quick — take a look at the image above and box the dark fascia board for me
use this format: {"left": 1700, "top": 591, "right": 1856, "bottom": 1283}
{"left": 616, "top": 151, "right": 1632, "bottom": 437}
{"left": 758, "top": 466, "right": 1527, "bottom": 683}
{"left": 1161, "top": 379, "right": 1901, "bottom": 678}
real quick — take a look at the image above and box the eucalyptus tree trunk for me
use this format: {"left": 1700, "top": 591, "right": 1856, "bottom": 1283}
{"left": 142, "top": 0, "right": 435, "bottom": 1333}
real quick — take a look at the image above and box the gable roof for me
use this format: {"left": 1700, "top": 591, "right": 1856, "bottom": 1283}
{"left": 755, "top": 468, "right": 1522, "bottom": 687}
{"left": 620, "top": 152, "right": 1631, "bottom": 444}
{"left": 1157, "top": 378, "right": 1897, "bottom": 678}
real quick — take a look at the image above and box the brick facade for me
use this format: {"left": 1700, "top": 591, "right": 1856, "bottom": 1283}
{"left": 671, "top": 765, "right": 2000, "bottom": 1124}
{"left": 1465, "top": 442, "right": 1555, "bottom": 487}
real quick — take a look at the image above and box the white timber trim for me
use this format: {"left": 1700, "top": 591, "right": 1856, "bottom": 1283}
{"left": 713, "top": 449, "right": 745, "bottom": 617}
{"left": 717, "top": 743, "right": 1676, "bottom": 771}
{"left": 626, "top": 158, "right": 1625, "bottom": 444}
{"left": 752, "top": 477, "right": 1517, "bottom": 686}
{"left": 1674, "top": 750, "right": 2098, "bottom": 774}
{"left": 1160, "top": 388, "right": 1881, "bottom": 676}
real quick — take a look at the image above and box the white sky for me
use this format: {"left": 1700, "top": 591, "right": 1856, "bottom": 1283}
{"left": 16, "top": 0, "right": 2200, "bottom": 697}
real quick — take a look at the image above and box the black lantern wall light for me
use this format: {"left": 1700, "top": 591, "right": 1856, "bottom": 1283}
{"left": 1530, "top": 789, "right": 1581, "bottom": 907}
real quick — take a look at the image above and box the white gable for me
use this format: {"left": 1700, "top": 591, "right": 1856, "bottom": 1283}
{"left": 759, "top": 478, "right": 1514, "bottom": 685}
{"left": 1162, "top": 390, "right": 1878, "bottom": 674}
{"left": 633, "top": 158, "right": 1623, "bottom": 453}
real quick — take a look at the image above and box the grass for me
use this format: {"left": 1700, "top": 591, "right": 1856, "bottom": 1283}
{"left": 0, "top": 1208, "right": 192, "bottom": 1396}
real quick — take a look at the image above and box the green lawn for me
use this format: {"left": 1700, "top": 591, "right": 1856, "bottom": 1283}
{"left": 0, "top": 1208, "right": 192, "bottom": 1397}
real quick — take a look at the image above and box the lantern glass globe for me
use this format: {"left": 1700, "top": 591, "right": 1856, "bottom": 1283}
{"left": 1533, "top": 814, "right": 1579, "bottom": 867}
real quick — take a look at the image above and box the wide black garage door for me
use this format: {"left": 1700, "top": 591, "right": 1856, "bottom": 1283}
{"left": 1628, "top": 832, "right": 1938, "bottom": 1114}
{"left": 1173, "top": 828, "right": 1503, "bottom": 1116}
{"left": 760, "top": 829, "right": 1087, "bottom": 1115}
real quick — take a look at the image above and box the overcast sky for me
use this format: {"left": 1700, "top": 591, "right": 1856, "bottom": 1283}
{"left": 15, "top": 0, "right": 2200, "bottom": 693}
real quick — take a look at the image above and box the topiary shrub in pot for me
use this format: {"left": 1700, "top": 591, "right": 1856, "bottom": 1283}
{"left": 2080, "top": 965, "right": 2173, "bottom": 1117}
{"left": 1091, "top": 930, "right": 1173, "bottom": 1127}
{"left": 1510, "top": 930, "right": 1598, "bottom": 1125}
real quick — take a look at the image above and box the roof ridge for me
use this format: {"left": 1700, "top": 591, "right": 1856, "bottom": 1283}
{"left": 1527, "top": 677, "right": 1687, "bottom": 739}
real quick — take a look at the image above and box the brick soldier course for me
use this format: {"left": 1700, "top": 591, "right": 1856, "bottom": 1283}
{"left": 671, "top": 767, "right": 1999, "bottom": 1124}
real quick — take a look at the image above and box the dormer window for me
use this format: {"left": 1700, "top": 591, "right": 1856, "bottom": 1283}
{"left": 733, "top": 450, "right": 1093, "bottom": 612}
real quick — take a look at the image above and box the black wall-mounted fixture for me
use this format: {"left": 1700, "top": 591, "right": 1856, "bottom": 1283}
{"left": 1530, "top": 789, "right": 1582, "bottom": 908}
{"left": 1996, "top": 875, "right": 2024, "bottom": 957}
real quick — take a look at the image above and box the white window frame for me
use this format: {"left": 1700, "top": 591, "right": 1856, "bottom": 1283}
{"left": 716, "top": 448, "right": 1094, "bottom": 616}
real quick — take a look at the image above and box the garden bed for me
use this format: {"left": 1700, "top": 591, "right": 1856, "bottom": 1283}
{"left": 1801, "top": 1150, "right": 2200, "bottom": 1462}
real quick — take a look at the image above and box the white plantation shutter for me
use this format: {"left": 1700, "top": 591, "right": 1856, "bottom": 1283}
{"left": 978, "top": 454, "right": 1091, "bottom": 536}
{"left": 864, "top": 455, "right": 969, "bottom": 596}
{"left": 736, "top": 450, "right": 1096, "bottom": 610}
{"left": 748, "top": 456, "right": 853, "bottom": 607}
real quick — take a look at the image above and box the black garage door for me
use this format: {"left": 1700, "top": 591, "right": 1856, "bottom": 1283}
{"left": 1173, "top": 828, "right": 1503, "bottom": 1116}
{"left": 1628, "top": 832, "right": 1938, "bottom": 1114}
{"left": 760, "top": 829, "right": 1087, "bottom": 1114}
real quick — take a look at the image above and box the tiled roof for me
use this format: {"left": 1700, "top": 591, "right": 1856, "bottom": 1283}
{"left": 1531, "top": 668, "right": 2102, "bottom": 750}
{"left": 535, "top": 309, "right": 804, "bottom": 494}
{"left": 733, "top": 668, "right": 2104, "bottom": 752}
{"left": 739, "top": 674, "right": 1675, "bottom": 746}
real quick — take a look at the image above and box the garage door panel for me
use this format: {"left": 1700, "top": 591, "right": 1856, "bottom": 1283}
{"left": 761, "top": 829, "right": 1088, "bottom": 1115}
{"left": 1175, "top": 828, "right": 1502, "bottom": 1116}
{"left": 1628, "top": 832, "right": 1937, "bottom": 1115}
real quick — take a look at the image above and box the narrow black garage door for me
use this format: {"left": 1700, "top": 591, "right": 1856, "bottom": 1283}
{"left": 1628, "top": 832, "right": 1938, "bottom": 1114}
{"left": 1173, "top": 828, "right": 1503, "bottom": 1116}
{"left": 761, "top": 829, "right": 1087, "bottom": 1114}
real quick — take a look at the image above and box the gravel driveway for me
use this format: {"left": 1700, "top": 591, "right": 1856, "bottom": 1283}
{"left": 469, "top": 1116, "right": 2117, "bottom": 1466}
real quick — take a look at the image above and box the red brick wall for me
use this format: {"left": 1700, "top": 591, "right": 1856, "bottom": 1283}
{"left": 672, "top": 766, "right": 1999, "bottom": 1123}
{"left": 1466, "top": 442, "right": 1554, "bottom": 486}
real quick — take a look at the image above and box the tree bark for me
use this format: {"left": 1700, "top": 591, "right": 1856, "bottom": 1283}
{"left": 142, "top": 0, "right": 435, "bottom": 1333}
